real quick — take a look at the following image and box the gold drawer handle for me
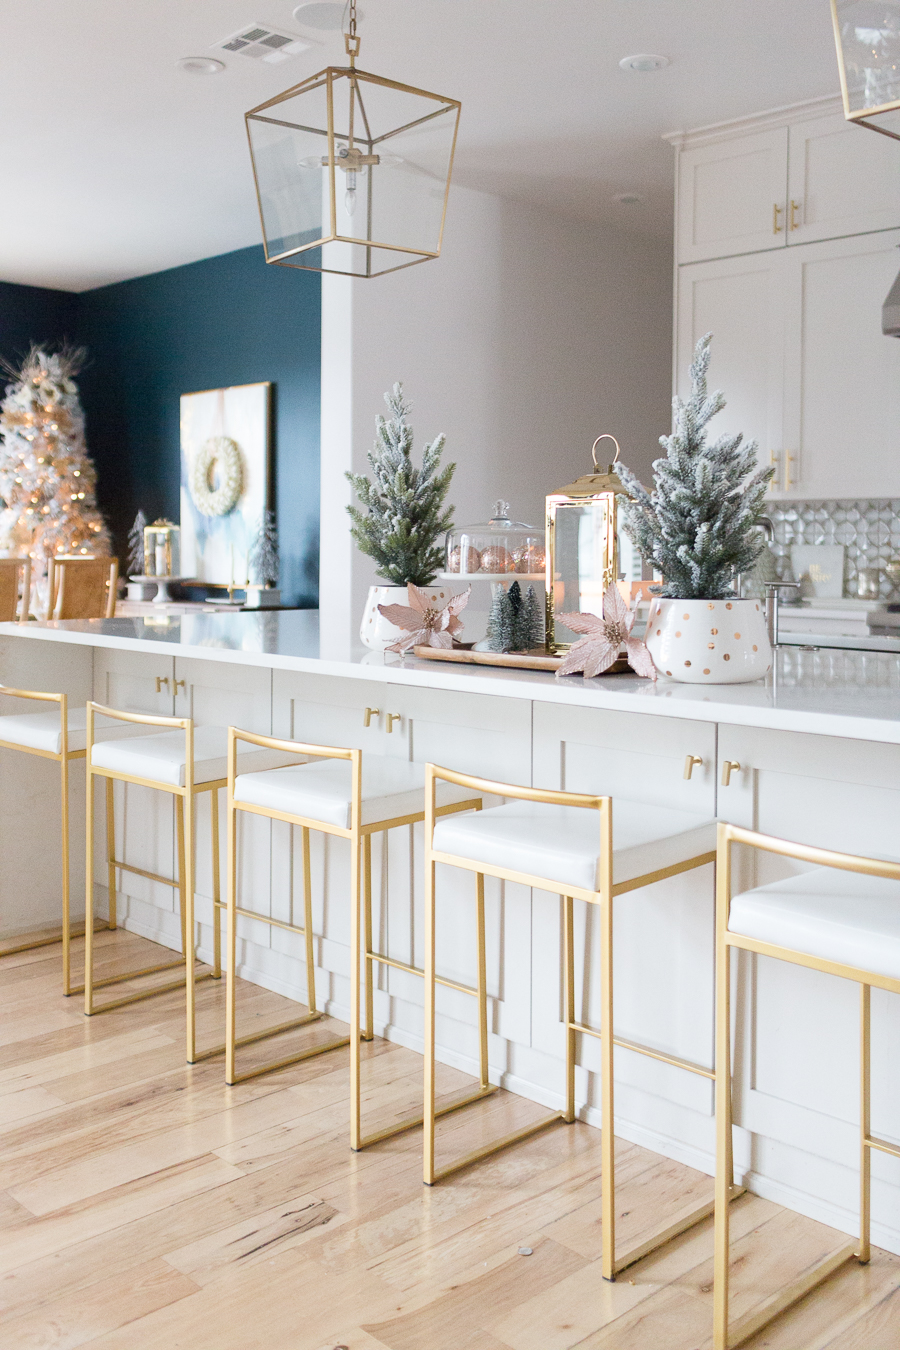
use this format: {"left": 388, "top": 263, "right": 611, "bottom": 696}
{"left": 174, "top": 680, "right": 185, "bottom": 693}
{"left": 721, "top": 760, "right": 742, "bottom": 788}
{"left": 789, "top": 198, "right": 801, "bottom": 230}
{"left": 773, "top": 202, "right": 783, "bottom": 234}
{"left": 683, "top": 755, "right": 703, "bottom": 781}
{"left": 155, "top": 676, "right": 170, "bottom": 693}
{"left": 386, "top": 713, "right": 402, "bottom": 733}
{"left": 363, "top": 707, "right": 380, "bottom": 728}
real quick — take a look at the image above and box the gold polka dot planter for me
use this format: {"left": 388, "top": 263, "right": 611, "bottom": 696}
{"left": 645, "top": 598, "right": 772, "bottom": 684}
{"left": 360, "top": 585, "right": 447, "bottom": 651}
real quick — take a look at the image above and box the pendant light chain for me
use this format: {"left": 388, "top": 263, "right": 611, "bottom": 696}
{"left": 345, "top": 0, "right": 361, "bottom": 65}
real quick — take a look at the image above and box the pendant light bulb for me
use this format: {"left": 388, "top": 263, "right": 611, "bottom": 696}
{"left": 345, "top": 169, "right": 358, "bottom": 216}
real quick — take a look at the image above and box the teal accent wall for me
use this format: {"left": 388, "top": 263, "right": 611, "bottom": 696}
{"left": 0, "top": 246, "right": 321, "bottom": 606}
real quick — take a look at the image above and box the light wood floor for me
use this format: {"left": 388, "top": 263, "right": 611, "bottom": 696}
{"left": 0, "top": 927, "right": 897, "bottom": 1350}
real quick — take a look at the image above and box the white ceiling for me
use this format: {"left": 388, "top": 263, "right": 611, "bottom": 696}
{"left": 0, "top": 0, "right": 841, "bottom": 292}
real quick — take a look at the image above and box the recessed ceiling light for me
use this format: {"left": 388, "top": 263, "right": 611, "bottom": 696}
{"left": 618, "top": 53, "right": 670, "bottom": 73}
{"left": 293, "top": 2, "right": 362, "bottom": 30}
{"left": 176, "top": 57, "right": 226, "bottom": 75}
{"left": 614, "top": 192, "right": 644, "bottom": 205}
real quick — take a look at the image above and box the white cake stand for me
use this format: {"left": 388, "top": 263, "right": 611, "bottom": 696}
{"left": 128, "top": 575, "right": 190, "bottom": 604}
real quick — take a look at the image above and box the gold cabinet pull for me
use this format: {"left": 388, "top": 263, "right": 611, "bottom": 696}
{"left": 173, "top": 679, "right": 185, "bottom": 693}
{"left": 773, "top": 202, "right": 783, "bottom": 234}
{"left": 155, "top": 676, "right": 170, "bottom": 693}
{"left": 363, "top": 707, "right": 380, "bottom": 728}
{"left": 683, "top": 755, "right": 703, "bottom": 781}
{"left": 785, "top": 453, "right": 796, "bottom": 490}
{"left": 386, "top": 713, "right": 402, "bottom": 733}
{"left": 721, "top": 760, "right": 741, "bottom": 787}
{"left": 789, "top": 198, "right": 801, "bottom": 230}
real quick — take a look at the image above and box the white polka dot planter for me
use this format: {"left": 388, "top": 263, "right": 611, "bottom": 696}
{"left": 645, "top": 597, "right": 772, "bottom": 684}
{"left": 359, "top": 584, "right": 448, "bottom": 651}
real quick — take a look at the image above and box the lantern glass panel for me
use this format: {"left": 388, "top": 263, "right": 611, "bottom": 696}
{"left": 833, "top": 0, "right": 900, "bottom": 133}
{"left": 550, "top": 500, "right": 614, "bottom": 647}
{"left": 143, "top": 521, "right": 180, "bottom": 578}
{"left": 246, "top": 68, "right": 459, "bottom": 278}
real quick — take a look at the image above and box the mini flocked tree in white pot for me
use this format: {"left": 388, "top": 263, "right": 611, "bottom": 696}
{"left": 618, "top": 333, "right": 775, "bottom": 684}
{"left": 347, "top": 383, "right": 457, "bottom": 650}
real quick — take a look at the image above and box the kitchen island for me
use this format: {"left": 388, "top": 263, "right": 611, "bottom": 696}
{"left": 2, "top": 611, "right": 898, "bottom": 1257}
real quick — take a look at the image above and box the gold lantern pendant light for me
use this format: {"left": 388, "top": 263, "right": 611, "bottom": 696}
{"left": 245, "top": 0, "right": 462, "bottom": 277}
{"left": 545, "top": 435, "right": 640, "bottom": 654}
{"left": 831, "top": 0, "right": 900, "bottom": 138}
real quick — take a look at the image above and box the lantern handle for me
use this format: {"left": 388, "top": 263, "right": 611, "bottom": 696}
{"left": 591, "top": 434, "right": 621, "bottom": 469}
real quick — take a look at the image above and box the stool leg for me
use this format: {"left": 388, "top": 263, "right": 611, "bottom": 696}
{"left": 184, "top": 789, "right": 197, "bottom": 1063}
{"left": 363, "top": 834, "right": 374, "bottom": 1041}
{"left": 563, "top": 895, "right": 576, "bottom": 1123}
{"left": 105, "top": 777, "right": 117, "bottom": 931}
{"left": 349, "top": 832, "right": 362, "bottom": 1150}
{"left": 600, "top": 884, "right": 615, "bottom": 1281}
{"left": 476, "top": 872, "right": 489, "bottom": 1092}
{"left": 60, "top": 753, "right": 72, "bottom": 995}
{"left": 423, "top": 841, "right": 437, "bottom": 1184}
{"left": 84, "top": 768, "right": 96, "bottom": 1016}
{"left": 859, "top": 981, "right": 871, "bottom": 1264}
{"left": 210, "top": 787, "right": 221, "bottom": 980}
{"left": 176, "top": 796, "right": 188, "bottom": 957}
{"left": 302, "top": 825, "right": 317, "bottom": 1016}
{"left": 225, "top": 789, "right": 238, "bottom": 1085}
{"left": 713, "top": 941, "right": 733, "bottom": 1346}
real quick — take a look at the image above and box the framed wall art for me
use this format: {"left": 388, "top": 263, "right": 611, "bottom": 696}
{"left": 179, "top": 381, "right": 272, "bottom": 585}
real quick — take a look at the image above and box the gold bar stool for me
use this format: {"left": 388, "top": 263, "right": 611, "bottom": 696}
{"left": 714, "top": 823, "right": 900, "bottom": 1348}
{"left": 85, "top": 704, "right": 287, "bottom": 1061}
{"left": 225, "top": 728, "right": 482, "bottom": 1150}
{"left": 424, "top": 763, "right": 740, "bottom": 1282}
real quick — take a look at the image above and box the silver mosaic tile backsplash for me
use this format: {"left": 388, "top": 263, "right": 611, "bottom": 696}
{"left": 766, "top": 499, "right": 900, "bottom": 600}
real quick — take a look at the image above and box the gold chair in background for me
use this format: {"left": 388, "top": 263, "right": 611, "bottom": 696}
{"left": 423, "top": 763, "right": 742, "bottom": 1282}
{"left": 0, "top": 557, "right": 31, "bottom": 623}
{"left": 225, "top": 728, "right": 482, "bottom": 1151}
{"left": 46, "top": 556, "right": 118, "bottom": 619}
{"left": 714, "top": 823, "right": 900, "bottom": 1348}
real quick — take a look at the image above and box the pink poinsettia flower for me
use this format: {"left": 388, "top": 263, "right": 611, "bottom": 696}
{"left": 378, "top": 583, "right": 471, "bottom": 654}
{"left": 556, "top": 583, "right": 656, "bottom": 680}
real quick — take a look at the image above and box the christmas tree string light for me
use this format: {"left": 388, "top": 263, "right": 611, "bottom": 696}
{"left": 0, "top": 346, "right": 111, "bottom": 565}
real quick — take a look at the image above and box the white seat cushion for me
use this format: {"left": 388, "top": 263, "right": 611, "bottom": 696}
{"left": 234, "top": 757, "right": 478, "bottom": 830}
{"left": 0, "top": 707, "right": 140, "bottom": 755}
{"left": 91, "top": 725, "right": 296, "bottom": 788}
{"left": 729, "top": 867, "right": 900, "bottom": 982}
{"left": 432, "top": 798, "right": 716, "bottom": 893}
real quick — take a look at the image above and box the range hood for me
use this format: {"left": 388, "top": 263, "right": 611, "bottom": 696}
{"left": 883, "top": 268, "right": 900, "bottom": 336}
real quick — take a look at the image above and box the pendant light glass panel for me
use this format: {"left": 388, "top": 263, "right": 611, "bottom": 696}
{"left": 246, "top": 69, "right": 460, "bottom": 276}
{"left": 832, "top": 0, "right": 900, "bottom": 137}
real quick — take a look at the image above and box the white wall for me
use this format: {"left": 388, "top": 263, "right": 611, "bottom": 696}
{"left": 320, "top": 184, "right": 672, "bottom": 649}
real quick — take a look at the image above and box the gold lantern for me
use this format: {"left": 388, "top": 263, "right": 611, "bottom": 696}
{"left": 143, "top": 520, "right": 181, "bottom": 578}
{"left": 546, "top": 436, "right": 640, "bottom": 653}
{"left": 244, "top": 0, "right": 461, "bottom": 278}
{"left": 831, "top": 0, "right": 900, "bottom": 138}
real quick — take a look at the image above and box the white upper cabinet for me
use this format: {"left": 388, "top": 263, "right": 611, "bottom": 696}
{"left": 673, "top": 98, "right": 900, "bottom": 266}
{"left": 787, "top": 112, "right": 900, "bottom": 245}
{"left": 676, "top": 127, "right": 789, "bottom": 264}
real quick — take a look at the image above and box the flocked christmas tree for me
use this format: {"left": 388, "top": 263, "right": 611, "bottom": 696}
{"left": 618, "top": 333, "right": 773, "bottom": 599}
{"left": 0, "top": 347, "right": 110, "bottom": 564}
{"left": 486, "top": 581, "right": 545, "bottom": 653}
{"left": 249, "top": 509, "right": 279, "bottom": 587}
{"left": 346, "top": 383, "right": 455, "bottom": 587}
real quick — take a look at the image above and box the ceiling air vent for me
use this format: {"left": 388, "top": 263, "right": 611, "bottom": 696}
{"left": 213, "top": 24, "right": 313, "bottom": 63}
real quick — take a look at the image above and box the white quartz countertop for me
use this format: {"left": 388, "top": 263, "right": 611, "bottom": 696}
{"left": 4, "top": 610, "right": 900, "bottom": 743}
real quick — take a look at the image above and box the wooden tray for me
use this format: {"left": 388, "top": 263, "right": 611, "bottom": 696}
{"left": 411, "top": 646, "right": 631, "bottom": 674}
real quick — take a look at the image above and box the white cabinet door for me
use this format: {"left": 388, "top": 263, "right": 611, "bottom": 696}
{"left": 718, "top": 721, "right": 900, "bottom": 1245}
{"left": 781, "top": 229, "right": 900, "bottom": 498}
{"left": 676, "top": 252, "right": 787, "bottom": 482}
{"left": 787, "top": 112, "right": 900, "bottom": 244}
{"left": 676, "top": 128, "right": 788, "bottom": 263}
{"left": 531, "top": 703, "right": 718, "bottom": 1126}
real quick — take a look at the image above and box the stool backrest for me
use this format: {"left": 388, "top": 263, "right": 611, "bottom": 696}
{"left": 47, "top": 557, "right": 118, "bottom": 620}
{"left": 0, "top": 557, "right": 32, "bottom": 623}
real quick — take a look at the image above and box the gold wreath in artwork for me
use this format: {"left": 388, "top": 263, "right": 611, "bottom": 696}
{"left": 190, "top": 436, "right": 243, "bottom": 517}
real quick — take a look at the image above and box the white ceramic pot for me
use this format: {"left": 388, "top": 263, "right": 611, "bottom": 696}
{"left": 645, "top": 597, "right": 772, "bottom": 684}
{"left": 359, "top": 583, "right": 450, "bottom": 651}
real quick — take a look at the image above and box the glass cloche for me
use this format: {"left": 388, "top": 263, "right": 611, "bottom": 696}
{"left": 444, "top": 501, "right": 545, "bottom": 577}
